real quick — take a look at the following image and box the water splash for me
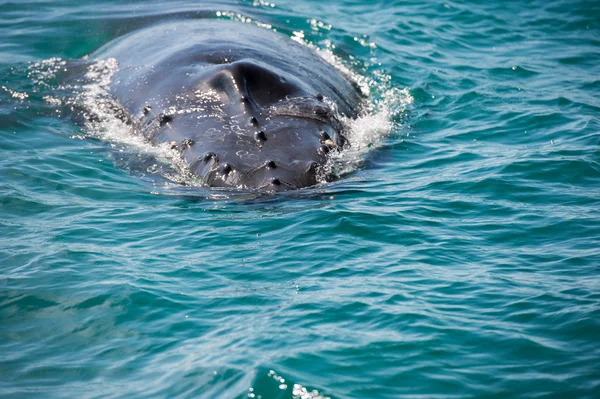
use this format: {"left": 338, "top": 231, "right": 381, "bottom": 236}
{"left": 248, "top": 370, "right": 332, "bottom": 399}
{"left": 276, "top": 23, "right": 414, "bottom": 183}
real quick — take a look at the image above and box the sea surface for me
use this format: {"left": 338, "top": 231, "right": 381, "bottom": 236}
{"left": 1, "top": 0, "right": 599, "bottom": 398}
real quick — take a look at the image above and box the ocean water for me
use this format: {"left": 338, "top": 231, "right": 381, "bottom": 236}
{"left": 1, "top": 0, "right": 599, "bottom": 398}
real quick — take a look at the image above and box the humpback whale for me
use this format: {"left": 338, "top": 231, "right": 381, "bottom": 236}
{"left": 92, "top": 19, "right": 362, "bottom": 191}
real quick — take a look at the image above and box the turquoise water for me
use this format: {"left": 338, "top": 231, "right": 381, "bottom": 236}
{"left": 1, "top": 0, "right": 599, "bottom": 398}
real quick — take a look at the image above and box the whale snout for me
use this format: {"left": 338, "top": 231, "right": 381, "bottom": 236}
{"left": 171, "top": 95, "right": 343, "bottom": 191}
{"left": 190, "top": 151, "right": 323, "bottom": 192}
{"left": 246, "top": 160, "right": 321, "bottom": 191}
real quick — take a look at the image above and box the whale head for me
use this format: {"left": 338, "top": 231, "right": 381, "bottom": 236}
{"left": 144, "top": 60, "right": 351, "bottom": 192}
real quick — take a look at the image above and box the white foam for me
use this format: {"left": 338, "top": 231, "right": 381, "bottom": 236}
{"left": 67, "top": 58, "right": 203, "bottom": 186}
{"left": 288, "top": 30, "right": 413, "bottom": 183}
{"left": 1, "top": 85, "right": 29, "bottom": 100}
{"left": 254, "top": 370, "right": 331, "bottom": 399}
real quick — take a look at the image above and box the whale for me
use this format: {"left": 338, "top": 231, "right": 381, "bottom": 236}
{"left": 91, "top": 19, "right": 363, "bottom": 191}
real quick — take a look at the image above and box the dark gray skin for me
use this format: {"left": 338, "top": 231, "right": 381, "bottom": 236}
{"left": 93, "top": 20, "right": 363, "bottom": 191}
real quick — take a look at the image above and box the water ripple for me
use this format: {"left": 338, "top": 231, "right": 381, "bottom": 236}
{"left": 1, "top": 0, "right": 599, "bottom": 398}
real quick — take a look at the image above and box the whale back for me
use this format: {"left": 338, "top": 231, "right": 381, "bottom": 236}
{"left": 92, "top": 20, "right": 363, "bottom": 191}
